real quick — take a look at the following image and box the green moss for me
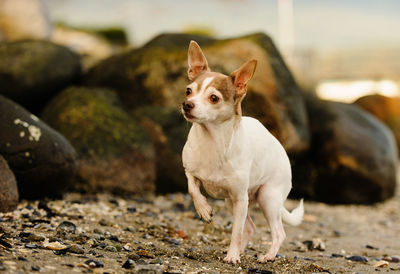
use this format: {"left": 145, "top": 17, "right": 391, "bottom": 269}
{"left": 41, "top": 87, "right": 151, "bottom": 158}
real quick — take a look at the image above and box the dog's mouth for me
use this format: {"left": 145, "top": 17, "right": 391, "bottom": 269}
{"left": 183, "top": 112, "right": 196, "bottom": 120}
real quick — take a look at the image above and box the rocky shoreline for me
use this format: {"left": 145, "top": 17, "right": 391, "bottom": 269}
{"left": 1, "top": 190, "right": 399, "bottom": 273}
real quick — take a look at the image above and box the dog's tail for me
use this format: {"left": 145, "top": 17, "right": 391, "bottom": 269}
{"left": 281, "top": 199, "right": 304, "bottom": 226}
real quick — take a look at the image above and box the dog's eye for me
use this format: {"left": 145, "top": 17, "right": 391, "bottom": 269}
{"left": 210, "top": 95, "right": 219, "bottom": 103}
{"left": 186, "top": 88, "right": 192, "bottom": 96}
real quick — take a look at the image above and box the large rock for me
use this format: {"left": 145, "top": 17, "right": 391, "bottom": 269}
{"left": 0, "top": 40, "right": 81, "bottom": 113}
{"left": 85, "top": 32, "right": 309, "bottom": 156}
{"left": 0, "top": 155, "right": 19, "bottom": 212}
{"left": 354, "top": 94, "right": 400, "bottom": 155}
{"left": 134, "top": 106, "right": 189, "bottom": 193}
{"left": 303, "top": 97, "right": 397, "bottom": 204}
{"left": 0, "top": 95, "right": 76, "bottom": 199}
{"left": 41, "top": 87, "right": 155, "bottom": 194}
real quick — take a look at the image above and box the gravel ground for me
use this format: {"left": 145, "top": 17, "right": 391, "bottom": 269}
{"left": 0, "top": 185, "right": 399, "bottom": 274}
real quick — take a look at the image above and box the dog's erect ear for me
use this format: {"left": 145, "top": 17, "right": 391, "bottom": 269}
{"left": 188, "top": 40, "right": 209, "bottom": 80}
{"left": 230, "top": 59, "right": 257, "bottom": 96}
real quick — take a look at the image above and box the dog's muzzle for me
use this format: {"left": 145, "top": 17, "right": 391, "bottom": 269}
{"left": 182, "top": 100, "right": 194, "bottom": 112}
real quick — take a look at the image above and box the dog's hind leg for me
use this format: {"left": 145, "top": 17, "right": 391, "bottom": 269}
{"left": 256, "top": 183, "right": 286, "bottom": 262}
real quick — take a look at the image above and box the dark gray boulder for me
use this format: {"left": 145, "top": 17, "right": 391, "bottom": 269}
{"left": 303, "top": 97, "right": 397, "bottom": 204}
{"left": 0, "top": 40, "right": 81, "bottom": 113}
{"left": 0, "top": 95, "right": 77, "bottom": 199}
{"left": 0, "top": 155, "right": 19, "bottom": 212}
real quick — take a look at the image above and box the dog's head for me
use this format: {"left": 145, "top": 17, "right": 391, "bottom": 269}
{"left": 181, "top": 41, "right": 257, "bottom": 124}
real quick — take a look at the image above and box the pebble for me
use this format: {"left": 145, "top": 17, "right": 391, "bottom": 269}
{"left": 56, "top": 221, "right": 76, "bottom": 234}
{"left": 31, "top": 265, "right": 40, "bottom": 271}
{"left": 122, "top": 259, "right": 135, "bottom": 269}
{"left": 25, "top": 244, "right": 40, "bottom": 249}
{"left": 104, "top": 246, "right": 117, "bottom": 252}
{"left": 17, "top": 256, "right": 28, "bottom": 262}
{"left": 0, "top": 239, "right": 12, "bottom": 248}
{"left": 136, "top": 250, "right": 155, "bottom": 258}
{"left": 374, "top": 260, "right": 389, "bottom": 268}
{"left": 383, "top": 256, "right": 400, "bottom": 263}
{"left": 302, "top": 238, "right": 326, "bottom": 251}
{"left": 127, "top": 206, "right": 137, "bottom": 213}
{"left": 68, "top": 244, "right": 85, "bottom": 254}
{"left": 364, "top": 244, "right": 379, "bottom": 250}
{"left": 345, "top": 255, "right": 369, "bottom": 262}
{"left": 331, "top": 253, "right": 344, "bottom": 258}
{"left": 125, "top": 226, "right": 136, "bottom": 233}
{"left": 27, "top": 233, "right": 45, "bottom": 242}
{"left": 84, "top": 259, "right": 104, "bottom": 268}
{"left": 44, "top": 241, "right": 68, "bottom": 251}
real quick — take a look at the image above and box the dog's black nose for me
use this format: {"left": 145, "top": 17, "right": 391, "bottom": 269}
{"left": 182, "top": 100, "right": 195, "bottom": 112}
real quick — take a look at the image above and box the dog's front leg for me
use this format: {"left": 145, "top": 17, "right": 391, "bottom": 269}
{"left": 224, "top": 194, "right": 248, "bottom": 264}
{"left": 186, "top": 171, "right": 213, "bottom": 223}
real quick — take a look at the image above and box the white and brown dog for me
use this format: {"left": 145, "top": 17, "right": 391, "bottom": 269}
{"left": 181, "top": 41, "right": 304, "bottom": 264}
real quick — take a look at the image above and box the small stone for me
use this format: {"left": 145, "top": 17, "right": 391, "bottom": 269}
{"left": 331, "top": 253, "right": 344, "bottom": 258}
{"left": 364, "top": 244, "right": 379, "bottom": 250}
{"left": 383, "top": 256, "right": 400, "bottom": 263}
{"left": 136, "top": 249, "right": 155, "bottom": 258}
{"left": 25, "top": 244, "right": 40, "bottom": 249}
{"left": 122, "top": 259, "right": 135, "bottom": 269}
{"left": 200, "top": 235, "right": 209, "bottom": 243}
{"left": 177, "top": 230, "right": 187, "bottom": 239}
{"left": 84, "top": 259, "right": 104, "bottom": 268}
{"left": 374, "top": 260, "right": 389, "bottom": 268}
{"left": 333, "top": 230, "right": 343, "bottom": 237}
{"left": 31, "top": 265, "right": 40, "bottom": 271}
{"left": 105, "top": 246, "right": 117, "bottom": 252}
{"left": 99, "top": 219, "right": 108, "bottom": 226}
{"left": 0, "top": 239, "right": 12, "bottom": 248}
{"left": 44, "top": 241, "right": 68, "bottom": 251}
{"left": 164, "top": 237, "right": 180, "bottom": 246}
{"left": 27, "top": 234, "right": 45, "bottom": 242}
{"left": 346, "top": 255, "right": 369, "bottom": 262}
{"left": 127, "top": 206, "right": 137, "bottom": 213}
{"left": 126, "top": 226, "right": 136, "bottom": 233}
{"left": 17, "top": 256, "right": 28, "bottom": 262}
{"left": 123, "top": 243, "right": 132, "bottom": 252}
{"left": 56, "top": 221, "right": 76, "bottom": 234}
{"left": 68, "top": 244, "right": 85, "bottom": 254}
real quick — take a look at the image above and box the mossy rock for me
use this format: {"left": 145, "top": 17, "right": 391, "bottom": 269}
{"left": 41, "top": 86, "right": 155, "bottom": 194}
{"left": 0, "top": 40, "right": 81, "bottom": 114}
{"left": 134, "top": 106, "right": 190, "bottom": 192}
{"left": 85, "top": 32, "right": 309, "bottom": 157}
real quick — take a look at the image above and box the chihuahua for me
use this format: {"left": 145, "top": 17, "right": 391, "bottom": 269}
{"left": 181, "top": 41, "right": 304, "bottom": 264}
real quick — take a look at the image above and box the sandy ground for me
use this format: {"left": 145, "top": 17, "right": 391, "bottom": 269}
{"left": 0, "top": 184, "right": 399, "bottom": 274}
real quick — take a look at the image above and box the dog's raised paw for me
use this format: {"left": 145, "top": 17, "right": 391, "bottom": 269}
{"left": 195, "top": 201, "right": 213, "bottom": 222}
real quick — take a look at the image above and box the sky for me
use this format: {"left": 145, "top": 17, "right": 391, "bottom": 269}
{"left": 44, "top": 0, "right": 400, "bottom": 51}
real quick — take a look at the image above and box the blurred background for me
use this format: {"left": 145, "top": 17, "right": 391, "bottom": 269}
{"left": 2, "top": 0, "right": 400, "bottom": 101}
{"left": 19, "top": 0, "right": 400, "bottom": 101}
